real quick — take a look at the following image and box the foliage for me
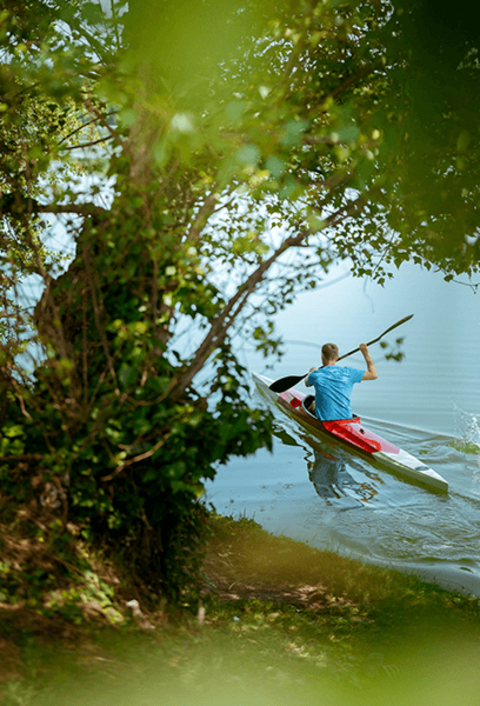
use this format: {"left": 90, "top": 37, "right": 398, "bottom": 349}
{"left": 3, "top": 516, "right": 480, "bottom": 706}
{"left": 0, "top": 501, "right": 125, "bottom": 631}
{"left": 1, "top": 0, "right": 480, "bottom": 600}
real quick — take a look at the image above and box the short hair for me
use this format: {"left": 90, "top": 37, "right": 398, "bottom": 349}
{"left": 322, "top": 343, "right": 339, "bottom": 362}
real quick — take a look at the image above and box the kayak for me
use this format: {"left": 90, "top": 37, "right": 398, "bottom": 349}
{"left": 252, "top": 372, "right": 449, "bottom": 493}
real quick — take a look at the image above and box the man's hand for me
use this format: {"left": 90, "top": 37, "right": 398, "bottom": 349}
{"left": 359, "top": 343, "right": 378, "bottom": 380}
{"left": 305, "top": 366, "right": 317, "bottom": 387}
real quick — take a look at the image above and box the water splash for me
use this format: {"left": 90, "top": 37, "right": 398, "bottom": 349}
{"left": 453, "top": 404, "right": 480, "bottom": 455}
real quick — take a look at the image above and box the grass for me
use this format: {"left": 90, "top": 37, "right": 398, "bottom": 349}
{"left": 2, "top": 514, "right": 480, "bottom": 705}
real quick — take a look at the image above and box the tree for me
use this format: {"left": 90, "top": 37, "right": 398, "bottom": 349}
{"left": 1, "top": 0, "right": 479, "bottom": 600}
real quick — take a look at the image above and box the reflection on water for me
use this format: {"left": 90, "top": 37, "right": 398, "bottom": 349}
{"left": 274, "top": 424, "right": 380, "bottom": 507}
{"left": 308, "top": 447, "right": 378, "bottom": 505}
{"left": 275, "top": 419, "right": 388, "bottom": 507}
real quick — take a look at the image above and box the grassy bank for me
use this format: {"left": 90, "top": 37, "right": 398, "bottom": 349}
{"left": 2, "top": 514, "right": 480, "bottom": 705}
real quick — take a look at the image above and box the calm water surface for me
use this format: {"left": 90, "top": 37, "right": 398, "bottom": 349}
{"left": 205, "top": 263, "right": 480, "bottom": 595}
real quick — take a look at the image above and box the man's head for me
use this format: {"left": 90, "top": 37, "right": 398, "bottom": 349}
{"left": 321, "top": 343, "right": 339, "bottom": 366}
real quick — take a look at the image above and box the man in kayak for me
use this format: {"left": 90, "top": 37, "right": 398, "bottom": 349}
{"left": 306, "top": 342, "right": 378, "bottom": 420}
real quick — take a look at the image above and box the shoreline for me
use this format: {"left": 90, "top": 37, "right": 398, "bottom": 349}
{"left": 399, "top": 563, "right": 480, "bottom": 598}
{"left": 342, "top": 551, "right": 480, "bottom": 597}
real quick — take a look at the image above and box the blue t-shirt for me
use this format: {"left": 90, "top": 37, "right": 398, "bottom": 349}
{"left": 306, "top": 366, "right": 364, "bottom": 421}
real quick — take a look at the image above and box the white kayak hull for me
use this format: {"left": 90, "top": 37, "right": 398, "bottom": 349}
{"left": 253, "top": 372, "right": 448, "bottom": 493}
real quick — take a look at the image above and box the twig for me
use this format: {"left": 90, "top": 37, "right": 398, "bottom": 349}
{"left": 60, "top": 135, "right": 114, "bottom": 151}
{"left": 100, "top": 435, "right": 169, "bottom": 482}
{"left": 57, "top": 111, "right": 118, "bottom": 146}
{"left": 0, "top": 454, "right": 43, "bottom": 462}
{"left": 83, "top": 98, "right": 125, "bottom": 148}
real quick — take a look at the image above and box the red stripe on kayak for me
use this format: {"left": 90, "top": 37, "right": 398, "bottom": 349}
{"left": 278, "top": 388, "right": 399, "bottom": 456}
{"left": 323, "top": 419, "right": 400, "bottom": 455}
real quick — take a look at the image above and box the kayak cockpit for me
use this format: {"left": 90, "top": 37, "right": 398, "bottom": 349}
{"left": 302, "top": 394, "right": 316, "bottom": 417}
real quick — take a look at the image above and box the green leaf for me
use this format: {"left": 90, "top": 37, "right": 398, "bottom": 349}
{"left": 81, "top": 2, "right": 105, "bottom": 25}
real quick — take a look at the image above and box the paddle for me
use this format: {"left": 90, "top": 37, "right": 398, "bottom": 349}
{"left": 268, "top": 314, "right": 414, "bottom": 393}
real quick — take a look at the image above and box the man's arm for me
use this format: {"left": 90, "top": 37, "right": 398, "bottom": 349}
{"left": 305, "top": 366, "right": 317, "bottom": 386}
{"left": 359, "top": 343, "right": 378, "bottom": 380}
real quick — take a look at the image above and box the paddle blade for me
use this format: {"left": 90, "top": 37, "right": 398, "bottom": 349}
{"left": 378, "top": 313, "right": 414, "bottom": 338}
{"left": 269, "top": 374, "right": 306, "bottom": 393}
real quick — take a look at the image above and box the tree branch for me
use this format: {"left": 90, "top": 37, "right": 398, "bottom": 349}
{"left": 58, "top": 111, "right": 118, "bottom": 146}
{"left": 0, "top": 454, "right": 43, "bottom": 462}
{"left": 83, "top": 98, "right": 125, "bottom": 148}
{"left": 100, "top": 434, "right": 170, "bottom": 482}
{"left": 187, "top": 190, "right": 222, "bottom": 244}
{"left": 170, "top": 193, "right": 368, "bottom": 401}
{"left": 60, "top": 135, "right": 114, "bottom": 151}
{"left": 37, "top": 203, "right": 106, "bottom": 215}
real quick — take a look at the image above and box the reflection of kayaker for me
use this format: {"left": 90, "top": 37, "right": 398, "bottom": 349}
{"left": 252, "top": 372, "right": 448, "bottom": 492}
{"left": 307, "top": 447, "right": 378, "bottom": 503}
{"left": 307, "top": 446, "right": 347, "bottom": 500}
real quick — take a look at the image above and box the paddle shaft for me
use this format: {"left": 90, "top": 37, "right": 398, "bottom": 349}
{"left": 268, "top": 314, "right": 414, "bottom": 393}
{"left": 336, "top": 314, "right": 414, "bottom": 362}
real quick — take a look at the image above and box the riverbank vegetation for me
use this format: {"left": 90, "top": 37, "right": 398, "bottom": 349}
{"left": 2, "top": 514, "right": 480, "bottom": 705}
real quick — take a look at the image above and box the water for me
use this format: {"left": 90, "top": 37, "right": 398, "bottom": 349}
{"left": 205, "top": 263, "right": 480, "bottom": 596}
